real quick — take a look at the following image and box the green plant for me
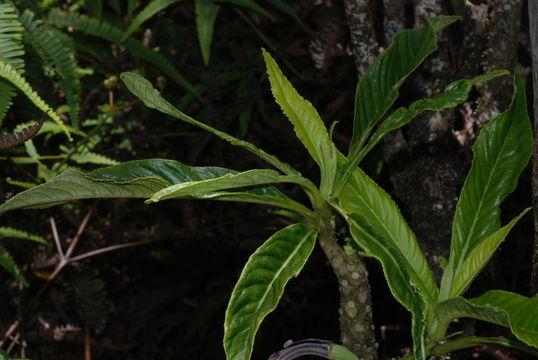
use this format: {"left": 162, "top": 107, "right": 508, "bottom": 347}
{"left": 1, "top": 16, "right": 537, "bottom": 360}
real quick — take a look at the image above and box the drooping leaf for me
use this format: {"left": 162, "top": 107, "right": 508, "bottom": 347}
{"left": 0, "top": 226, "right": 48, "bottom": 244}
{"left": 450, "top": 208, "right": 530, "bottom": 298}
{"left": 431, "top": 292, "right": 538, "bottom": 348}
{"left": 335, "top": 16, "right": 459, "bottom": 194}
{"left": 0, "top": 245, "right": 27, "bottom": 286}
{"left": 440, "top": 70, "right": 532, "bottom": 300}
{"left": 120, "top": 72, "right": 298, "bottom": 176}
{"left": 149, "top": 169, "right": 280, "bottom": 202}
{"left": 356, "top": 70, "right": 509, "bottom": 164}
{"left": 123, "top": 0, "right": 183, "bottom": 40}
{"left": 0, "top": 160, "right": 309, "bottom": 217}
{"left": 430, "top": 296, "right": 510, "bottom": 342}
{"left": 195, "top": 0, "right": 220, "bottom": 66}
{"left": 224, "top": 223, "right": 318, "bottom": 360}
{"left": 266, "top": 0, "right": 300, "bottom": 21}
{"left": 469, "top": 290, "right": 538, "bottom": 347}
{"left": 262, "top": 49, "right": 336, "bottom": 196}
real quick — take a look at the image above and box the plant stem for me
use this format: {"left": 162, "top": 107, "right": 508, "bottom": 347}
{"left": 318, "top": 216, "right": 377, "bottom": 359}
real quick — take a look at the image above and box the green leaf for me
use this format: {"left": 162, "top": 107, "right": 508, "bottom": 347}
{"left": 334, "top": 16, "right": 459, "bottom": 195}
{"left": 440, "top": 70, "right": 532, "bottom": 300}
{"left": 356, "top": 70, "right": 509, "bottom": 163}
{"left": 430, "top": 296, "right": 510, "bottom": 342}
{"left": 450, "top": 208, "right": 530, "bottom": 298}
{"left": 0, "top": 61, "right": 71, "bottom": 140}
{"left": 334, "top": 152, "right": 437, "bottom": 305}
{"left": 224, "top": 223, "right": 318, "bottom": 360}
{"left": 149, "top": 169, "right": 280, "bottom": 202}
{"left": 262, "top": 49, "right": 336, "bottom": 196}
{"left": 469, "top": 290, "right": 538, "bottom": 347}
{"left": 0, "top": 245, "right": 27, "bottom": 286}
{"left": 0, "top": 226, "right": 48, "bottom": 244}
{"left": 123, "top": 0, "right": 183, "bottom": 40}
{"left": 431, "top": 291, "right": 538, "bottom": 348}
{"left": 195, "top": 0, "right": 220, "bottom": 66}
{"left": 349, "top": 16, "right": 459, "bottom": 156}
{"left": 120, "top": 72, "right": 298, "bottom": 176}
{"left": 266, "top": 0, "right": 300, "bottom": 21}
{"left": 0, "top": 160, "right": 310, "bottom": 217}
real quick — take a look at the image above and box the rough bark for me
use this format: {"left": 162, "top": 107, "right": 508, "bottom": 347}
{"left": 529, "top": 0, "right": 538, "bottom": 295}
{"left": 319, "top": 228, "right": 376, "bottom": 360}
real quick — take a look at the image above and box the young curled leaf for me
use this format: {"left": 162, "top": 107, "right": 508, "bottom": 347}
{"left": 0, "top": 119, "right": 43, "bottom": 151}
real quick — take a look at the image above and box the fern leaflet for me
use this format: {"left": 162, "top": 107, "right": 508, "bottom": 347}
{"left": 20, "top": 10, "right": 81, "bottom": 129}
{"left": 0, "top": 2, "right": 25, "bottom": 125}
{"left": 0, "top": 61, "right": 71, "bottom": 140}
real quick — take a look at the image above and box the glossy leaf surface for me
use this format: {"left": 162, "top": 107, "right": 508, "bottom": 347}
{"left": 0, "top": 160, "right": 305, "bottom": 215}
{"left": 335, "top": 153, "right": 437, "bottom": 305}
{"left": 357, "top": 70, "right": 508, "bottom": 163}
{"left": 450, "top": 209, "right": 529, "bottom": 298}
{"left": 224, "top": 223, "right": 318, "bottom": 360}
{"left": 441, "top": 70, "right": 532, "bottom": 300}
{"left": 262, "top": 49, "right": 336, "bottom": 195}
{"left": 469, "top": 290, "right": 538, "bottom": 347}
{"left": 120, "top": 72, "right": 298, "bottom": 176}
{"left": 349, "top": 16, "right": 458, "bottom": 156}
{"left": 149, "top": 169, "right": 280, "bottom": 202}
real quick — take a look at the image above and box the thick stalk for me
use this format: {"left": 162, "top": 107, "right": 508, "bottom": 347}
{"left": 318, "top": 216, "right": 377, "bottom": 359}
{"left": 530, "top": 0, "right": 538, "bottom": 295}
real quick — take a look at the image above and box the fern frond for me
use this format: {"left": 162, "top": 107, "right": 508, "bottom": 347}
{"left": 20, "top": 10, "right": 81, "bottom": 129}
{"left": 47, "top": 11, "right": 199, "bottom": 97}
{"left": 0, "top": 226, "right": 47, "bottom": 244}
{"left": 0, "top": 60, "right": 71, "bottom": 140}
{"left": 67, "top": 267, "right": 108, "bottom": 330}
{"left": 69, "top": 151, "right": 119, "bottom": 166}
{"left": 0, "top": 2, "right": 25, "bottom": 125}
{"left": 0, "top": 244, "right": 28, "bottom": 286}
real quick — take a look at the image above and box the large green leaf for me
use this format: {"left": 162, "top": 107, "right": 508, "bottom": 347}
{"left": 262, "top": 49, "right": 336, "bottom": 196}
{"left": 120, "top": 72, "right": 298, "bottom": 176}
{"left": 469, "top": 290, "right": 538, "bottom": 347}
{"left": 430, "top": 296, "right": 510, "bottom": 342}
{"left": 430, "top": 291, "right": 538, "bottom": 349}
{"left": 0, "top": 160, "right": 309, "bottom": 217}
{"left": 123, "top": 0, "right": 183, "bottom": 40}
{"left": 195, "top": 0, "right": 220, "bottom": 66}
{"left": 335, "top": 16, "right": 459, "bottom": 195}
{"left": 334, "top": 153, "right": 437, "bottom": 305}
{"left": 149, "top": 169, "right": 280, "bottom": 202}
{"left": 346, "top": 212, "right": 429, "bottom": 359}
{"left": 224, "top": 223, "right": 318, "bottom": 360}
{"left": 440, "top": 70, "right": 532, "bottom": 300}
{"left": 450, "top": 208, "right": 530, "bottom": 298}
{"left": 355, "top": 70, "right": 509, "bottom": 164}
{"left": 349, "top": 16, "right": 458, "bottom": 157}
